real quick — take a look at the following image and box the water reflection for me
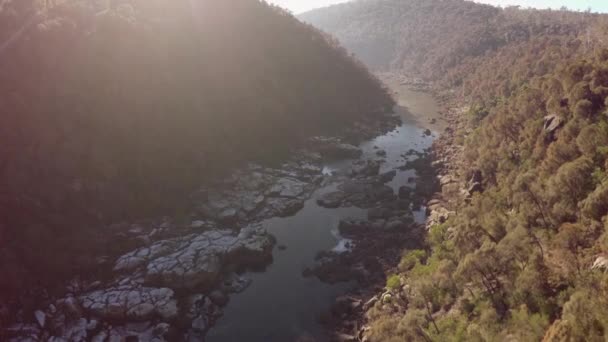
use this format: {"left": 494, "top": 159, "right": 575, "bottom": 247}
{"left": 207, "top": 90, "right": 439, "bottom": 342}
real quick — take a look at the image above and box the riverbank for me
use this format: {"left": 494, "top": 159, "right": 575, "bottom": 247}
{"left": 322, "top": 73, "right": 469, "bottom": 342}
{"left": 3, "top": 73, "right": 454, "bottom": 342}
{"left": 3, "top": 103, "right": 402, "bottom": 341}
{"left": 206, "top": 84, "right": 441, "bottom": 341}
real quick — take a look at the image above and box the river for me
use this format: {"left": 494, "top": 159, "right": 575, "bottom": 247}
{"left": 207, "top": 86, "right": 441, "bottom": 342}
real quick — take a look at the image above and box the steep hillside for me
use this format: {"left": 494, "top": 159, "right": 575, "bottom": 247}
{"left": 0, "top": 0, "right": 392, "bottom": 296}
{"left": 303, "top": 1, "right": 608, "bottom": 341}
{"left": 301, "top": 0, "right": 598, "bottom": 84}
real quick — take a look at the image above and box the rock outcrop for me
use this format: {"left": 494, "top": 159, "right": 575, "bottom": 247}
{"left": 114, "top": 224, "right": 274, "bottom": 290}
{"left": 80, "top": 286, "right": 178, "bottom": 321}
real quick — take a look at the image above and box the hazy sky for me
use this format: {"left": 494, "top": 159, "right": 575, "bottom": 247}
{"left": 269, "top": 0, "right": 608, "bottom": 14}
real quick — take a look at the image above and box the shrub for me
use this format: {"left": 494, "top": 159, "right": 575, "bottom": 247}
{"left": 386, "top": 274, "right": 401, "bottom": 290}
{"left": 582, "top": 182, "right": 608, "bottom": 221}
{"left": 399, "top": 249, "right": 427, "bottom": 272}
{"left": 468, "top": 104, "right": 490, "bottom": 125}
{"left": 574, "top": 99, "right": 595, "bottom": 119}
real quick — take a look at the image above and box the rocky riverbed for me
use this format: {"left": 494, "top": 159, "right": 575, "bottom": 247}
{"left": 4, "top": 75, "right": 449, "bottom": 342}
{"left": 319, "top": 74, "right": 473, "bottom": 342}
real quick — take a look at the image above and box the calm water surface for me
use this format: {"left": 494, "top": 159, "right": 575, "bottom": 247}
{"left": 207, "top": 90, "right": 439, "bottom": 342}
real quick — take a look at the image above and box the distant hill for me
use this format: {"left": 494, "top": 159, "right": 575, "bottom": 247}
{"left": 302, "top": 1, "right": 608, "bottom": 341}
{"left": 300, "top": 0, "right": 597, "bottom": 82}
{"left": 0, "top": 0, "right": 392, "bottom": 295}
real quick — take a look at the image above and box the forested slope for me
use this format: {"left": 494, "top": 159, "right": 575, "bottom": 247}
{"left": 0, "top": 0, "right": 392, "bottom": 296}
{"left": 301, "top": 0, "right": 599, "bottom": 82}
{"left": 304, "top": 1, "right": 608, "bottom": 341}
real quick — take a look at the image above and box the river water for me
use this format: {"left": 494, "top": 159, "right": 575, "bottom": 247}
{"left": 207, "top": 89, "right": 440, "bottom": 342}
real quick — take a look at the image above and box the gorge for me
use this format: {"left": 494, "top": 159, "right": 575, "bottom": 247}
{"left": 3, "top": 0, "right": 608, "bottom": 341}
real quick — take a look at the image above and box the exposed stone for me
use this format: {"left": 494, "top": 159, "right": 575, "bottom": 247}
{"left": 469, "top": 170, "right": 483, "bottom": 184}
{"left": 113, "top": 224, "right": 273, "bottom": 289}
{"left": 427, "top": 207, "right": 454, "bottom": 228}
{"left": 6, "top": 324, "right": 41, "bottom": 340}
{"left": 61, "top": 318, "right": 89, "bottom": 341}
{"left": 317, "top": 191, "right": 346, "bottom": 208}
{"left": 543, "top": 114, "right": 564, "bottom": 137}
{"left": 439, "top": 175, "right": 457, "bottom": 187}
{"left": 34, "top": 310, "right": 46, "bottom": 328}
{"left": 218, "top": 208, "right": 238, "bottom": 224}
{"left": 79, "top": 286, "right": 178, "bottom": 321}
{"left": 56, "top": 296, "right": 83, "bottom": 318}
{"left": 92, "top": 331, "right": 109, "bottom": 342}
{"left": 335, "top": 333, "right": 358, "bottom": 342}
{"left": 363, "top": 296, "right": 378, "bottom": 311}
{"left": 268, "top": 178, "right": 307, "bottom": 198}
{"left": 91, "top": 322, "right": 169, "bottom": 342}
{"left": 221, "top": 273, "right": 252, "bottom": 294}
{"left": 468, "top": 182, "right": 483, "bottom": 195}
{"left": 196, "top": 163, "right": 317, "bottom": 222}
{"left": 190, "top": 220, "right": 206, "bottom": 229}
{"left": 381, "top": 293, "right": 393, "bottom": 304}
{"left": 263, "top": 197, "right": 304, "bottom": 217}
{"left": 592, "top": 256, "right": 608, "bottom": 272}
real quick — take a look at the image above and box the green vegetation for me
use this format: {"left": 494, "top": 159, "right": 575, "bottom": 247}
{"left": 386, "top": 274, "right": 401, "bottom": 290}
{"left": 398, "top": 249, "right": 427, "bottom": 272}
{"left": 0, "top": 0, "right": 393, "bottom": 298}
{"left": 306, "top": 0, "right": 608, "bottom": 340}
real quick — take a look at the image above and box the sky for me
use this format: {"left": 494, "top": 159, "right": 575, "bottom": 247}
{"left": 268, "top": 0, "right": 608, "bottom": 14}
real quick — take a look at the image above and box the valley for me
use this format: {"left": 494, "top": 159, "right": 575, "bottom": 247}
{"left": 3, "top": 1, "right": 608, "bottom": 341}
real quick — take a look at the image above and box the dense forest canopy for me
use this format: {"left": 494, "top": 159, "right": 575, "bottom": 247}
{"left": 303, "top": 0, "right": 608, "bottom": 341}
{"left": 0, "top": 0, "right": 392, "bottom": 297}
{"left": 301, "top": 0, "right": 600, "bottom": 80}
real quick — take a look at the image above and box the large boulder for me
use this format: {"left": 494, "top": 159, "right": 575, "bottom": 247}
{"left": 113, "top": 224, "right": 274, "bottom": 289}
{"left": 317, "top": 191, "right": 346, "bottom": 208}
{"left": 268, "top": 178, "right": 307, "bottom": 198}
{"left": 197, "top": 167, "right": 314, "bottom": 222}
{"left": 592, "top": 256, "right": 608, "bottom": 272}
{"left": 543, "top": 114, "right": 564, "bottom": 140}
